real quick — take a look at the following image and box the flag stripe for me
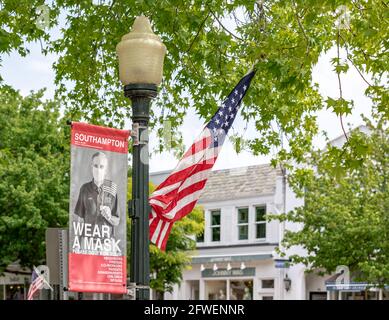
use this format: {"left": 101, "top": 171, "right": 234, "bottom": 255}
{"left": 158, "top": 222, "right": 174, "bottom": 250}
{"left": 178, "top": 167, "right": 213, "bottom": 192}
{"left": 162, "top": 189, "right": 205, "bottom": 221}
{"left": 172, "top": 144, "right": 219, "bottom": 176}
{"left": 182, "top": 133, "right": 212, "bottom": 159}
{"left": 150, "top": 181, "right": 182, "bottom": 197}
{"left": 149, "top": 167, "right": 213, "bottom": 216}
{"left": 151, "top": 219, "right": 163, "bottom": 244}
{"left": 154, "top": 146, "right": 218, "bottom": 192}
{"left": 156, "top": 221, "right": 171, "bottom": 249}
{"left": 30, "top": 278, "right": 43, "bottom": 290}
{"left": 152, "top": 151, "right": 218, "bottom": 193}
{"left": 171, "top": 200, "right": 197, "bottom": 223}
{"left": 151, "top": 187, "right": 205, "bottom": 222}
{"left": 150, "top": 158, "right": 216, "bottom": 203}
{"left": 27, "top": 276, "right": 44, "bottom": 300}
{"left": 150, "top": 200, "right": 197, "bottom": 251}
{"left": 102, "top": 186, "right": 117, "bottom": 191}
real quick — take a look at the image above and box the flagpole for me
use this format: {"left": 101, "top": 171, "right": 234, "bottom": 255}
{"left": 245, "top": 60, "right": 258, "bottom": 75}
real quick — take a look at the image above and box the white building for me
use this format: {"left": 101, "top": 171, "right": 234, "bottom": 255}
{"left": 150, "top": 164, "right": 328, "bottom": 300}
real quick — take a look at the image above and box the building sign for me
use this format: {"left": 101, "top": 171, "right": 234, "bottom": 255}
{"left": 192, "top": 253, "right": 273, "bottom": 264}
{"left": 202, "top": 268, "right": 255, "bottom": 278}
{"left": 68, "top": 122, "right": 129, "bottom": 294}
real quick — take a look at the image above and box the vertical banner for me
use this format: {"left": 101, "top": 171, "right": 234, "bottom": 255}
{"left": 68, "top": 122, "right": 129, "bottom": 294}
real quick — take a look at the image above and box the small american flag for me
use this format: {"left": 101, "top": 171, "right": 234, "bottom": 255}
{"left": 27, "top": 268, "right": 44, "bottom": 300}
{"left": 149, "top": 70, "right": 256, "bottom": 250}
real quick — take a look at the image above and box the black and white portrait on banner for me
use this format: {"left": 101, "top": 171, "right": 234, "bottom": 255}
{"left": 69, "top": 147, "right": 127, "bottom": 256}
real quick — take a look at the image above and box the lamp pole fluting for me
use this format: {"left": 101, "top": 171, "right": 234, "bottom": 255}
{"left": 116, "top": 16, "right": 166, "bottom": 300}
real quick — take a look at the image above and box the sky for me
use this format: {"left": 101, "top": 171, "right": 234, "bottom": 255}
{"left": 0, "top": 10, "right": 373, "bottom": 174}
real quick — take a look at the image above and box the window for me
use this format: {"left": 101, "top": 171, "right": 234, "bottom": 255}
{"left": 261, "top": 279, "right": 274, "bottom": 289}
{"left": 205, "top": 280, "right": 226, "bottom": 300}
{"left": 309, "top": 292, "right": 327, "bottom": 300}
{"left": 259, "top": 278, "right": 275, "bottom": 300}
{"left": 237, "top": 208, "right": 249, "bottom": 240}
{"left": 196, "top": 211, "right": 205, "bottom": 242}
{"left": 187, "top": 280, "right": 200, "bottom": 300}
{"left": 196, "top": 231, "right": 204, "bottom": 243}
{"left": 255, "top": 206, "right": 266, "bottom": 239}
{"left": 230, "top": 280, "right": 253, "bottom": 300}
{"left": 210, "top": 210, "right": 221, "bottom": 242}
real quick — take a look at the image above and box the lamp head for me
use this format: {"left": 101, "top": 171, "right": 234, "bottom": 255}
{"left": 116, "top": 16, "right": 166, "bottom": 86}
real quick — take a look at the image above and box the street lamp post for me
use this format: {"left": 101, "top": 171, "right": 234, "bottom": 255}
{"left": 116, "top": 16, "right": 166, "bottom": 300}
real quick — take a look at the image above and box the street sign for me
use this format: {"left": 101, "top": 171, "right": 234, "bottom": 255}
{"left": 274, "top": 259, "right": 290, "bottom": 268}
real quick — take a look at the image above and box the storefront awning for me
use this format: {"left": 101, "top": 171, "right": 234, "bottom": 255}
{"left": 191, "top": 252, "right": 273, "bottom": 264}
{"left": 325, "top": 274, "right": 369, "bottom": 291}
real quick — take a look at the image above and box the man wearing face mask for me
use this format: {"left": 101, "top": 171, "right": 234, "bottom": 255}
{"left": 74, "top": 152, "right": 120, "bottom": 233}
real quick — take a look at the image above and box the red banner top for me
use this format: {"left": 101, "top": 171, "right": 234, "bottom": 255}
{"left": 71, "top": 122, "right": 130, "bottom": 154}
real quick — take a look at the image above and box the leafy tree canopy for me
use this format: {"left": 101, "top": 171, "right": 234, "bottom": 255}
{"left": 0, "top": 0, "right": 387, "bottom": 170}
{"left": 0, "top": 85, "right": 70, "bottom": 272}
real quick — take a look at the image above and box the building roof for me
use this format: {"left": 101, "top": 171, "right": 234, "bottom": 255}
{"left": 150, "top": 164, "right": 282, "bottom": 203}
{"left": 198, "top": 164, "right": 281, "bottom": 203}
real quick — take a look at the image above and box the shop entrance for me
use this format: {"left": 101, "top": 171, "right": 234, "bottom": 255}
{"left": 0, "top": 284, "right": 26, "bottom": 300}
{"left": 187, "top": 280, "right": 200, "bottom": 300}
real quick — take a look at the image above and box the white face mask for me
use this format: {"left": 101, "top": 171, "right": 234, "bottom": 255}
{"left": 92, "top": 167, "right": 105, "bottom": 183}
{"left": 92, "top": 156, "right": 107, "bottom": 185}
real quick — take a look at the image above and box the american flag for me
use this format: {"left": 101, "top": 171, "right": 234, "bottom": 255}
{"left": 149, "top": 70, "right": 256, "bottom": 250}
{"left": 27, "top": 268, "right": 45, "bottom": 300}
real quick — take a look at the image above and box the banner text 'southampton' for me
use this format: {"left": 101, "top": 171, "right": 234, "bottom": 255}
{"left": 74, "top": 133, "right": 126, "bottom": 148}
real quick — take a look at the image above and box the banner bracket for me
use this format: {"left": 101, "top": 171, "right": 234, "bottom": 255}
{"left": 131, "top": 123, "right": 148, "bottom": 146}
{"left": 127, "top": 282, "right": 150, "bottom": 300}
{"left": 131, "top": 123, "right": 139, "bottom": 145}
{"left": 128, "top": 199, "right": 140, "bottom": 219}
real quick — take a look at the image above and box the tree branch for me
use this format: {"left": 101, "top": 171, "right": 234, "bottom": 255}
{"left": 210, "top": 9, "right": 244, "bottom": 41}
{"left": 338, "top": 33, "right": 373, "bottom": 87}
{"left": 292, "top": 1, "right": 310, "bottom": 72}
{"left": 337, "top": 32, "right": 349, "bottom": 143}
{"left": 292, "top": 1, "right": 309, "bottom": 44}
{"left": 186, "top": 11, "right": 211, "bottom": 53}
